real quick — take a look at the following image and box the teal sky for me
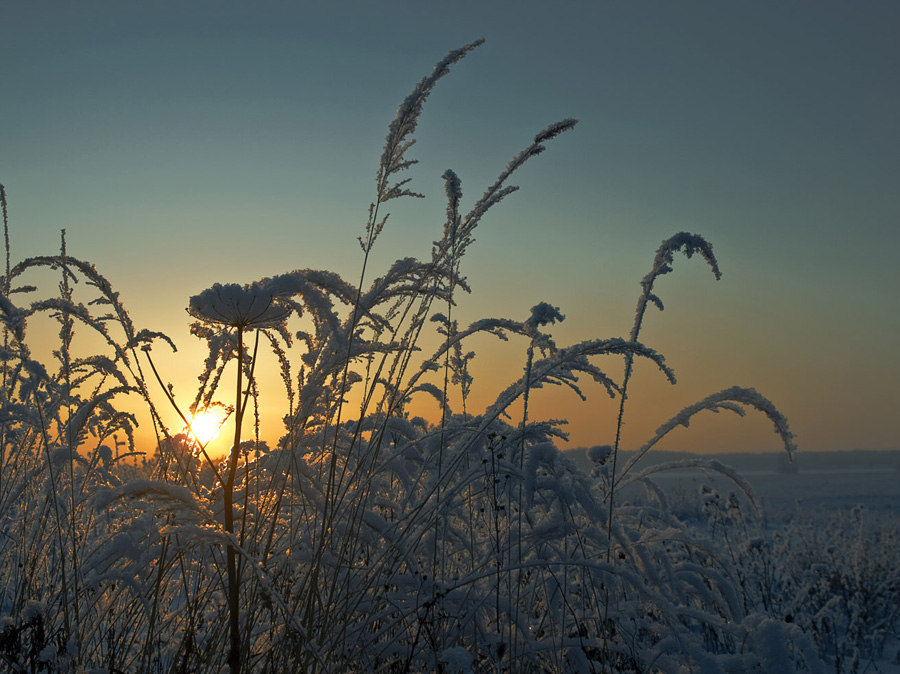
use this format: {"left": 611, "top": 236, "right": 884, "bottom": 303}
{"left": 2, "top": 1, "right": 898, "bottom": 455}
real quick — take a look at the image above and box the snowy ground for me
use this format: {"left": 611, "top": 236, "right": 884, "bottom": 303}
{"left": 564, "top": 448, "right": 900, "bottom": 521}
{"left": 639, "top": 468, "right": 900, "bottom": 524}
{"left": 619, "top": 464, "right": 900, "bottom": 674}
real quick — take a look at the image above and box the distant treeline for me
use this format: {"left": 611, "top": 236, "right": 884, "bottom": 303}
{"left": 566, "top": 447, "right": 900, "bottom": 474}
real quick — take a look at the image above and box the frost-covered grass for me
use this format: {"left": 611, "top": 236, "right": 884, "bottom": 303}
{"left": 621, "top": 470, "right": 900, "bottom": 674}
{"left": 0, "top": 41, "right": 885, "bottom": 673}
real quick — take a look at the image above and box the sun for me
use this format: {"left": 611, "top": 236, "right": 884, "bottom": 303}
{"left": 184, "top": 406, "right": 230, "bottom": 446}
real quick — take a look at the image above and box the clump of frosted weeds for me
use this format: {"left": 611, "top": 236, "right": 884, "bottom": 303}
{"left": 0, "top": 42, "right": 839, "bottom": 674}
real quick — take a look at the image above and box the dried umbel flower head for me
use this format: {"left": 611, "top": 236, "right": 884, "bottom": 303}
{"left": 187, "top": 282, "right": 290, "bottom": 330}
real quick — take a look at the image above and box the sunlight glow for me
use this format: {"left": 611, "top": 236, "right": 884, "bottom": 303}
{"left": 184, "top": 406, "right": 230, "bottom": 446}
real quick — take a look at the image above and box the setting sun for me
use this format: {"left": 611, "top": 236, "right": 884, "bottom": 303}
{"left": 184, "top": 406, "right": 230, "bottom": 446}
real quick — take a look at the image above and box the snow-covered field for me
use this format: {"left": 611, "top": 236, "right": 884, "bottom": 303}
{"left": 567, "top": 448, "right": 900, "bottom": 518}
{"left": 609, "top": 458, "right": 900, "bottom": 674}
{"left": 639, "top": 467, "right": 900, "bottom": 523}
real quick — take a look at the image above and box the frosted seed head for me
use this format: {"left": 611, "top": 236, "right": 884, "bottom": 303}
{"left": 526, "top": 302, "right": 565, "bottom": 330}
{"left": 187, "top": 281, "right": 290, "bottom": 329}
{"left": 534, "top": 118, "right": 578, "bottom": 144}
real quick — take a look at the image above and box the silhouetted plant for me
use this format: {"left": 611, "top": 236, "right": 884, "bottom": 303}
{"left": 0, "top": 41, "right": 850, "bottom": 674}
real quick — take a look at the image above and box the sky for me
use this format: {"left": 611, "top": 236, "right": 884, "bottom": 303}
{"left": 2, "top": 1, "right": 898, "bottom": 458}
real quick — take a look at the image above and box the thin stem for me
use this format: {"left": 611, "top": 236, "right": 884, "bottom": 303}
{"left": 35, "top": 404, "right": 71, "bottom": 647}
{"left": 143, "top": 348, "right": 223, "bottom": 487}
{"left": 319, "top": 217, "right": 374, "bottom": 537}
{"left": 238, "top": 331, "right": 261, "bottom": 553}
{"left": 605, "top": 352, "right": 634, "bottom": 564}
{"left": 226, "top": 324, "right": 244, "bottom": 674}
{"left": 58, "top": 229, "right": 82, "bottom": 663}
{"left": 514, "top": 341, "right": 534, "bottom": 662}
{"left": 0, "top": 184, "right": 8, "bottom": 511}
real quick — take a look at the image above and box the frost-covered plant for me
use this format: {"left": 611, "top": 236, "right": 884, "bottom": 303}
{"left": 182, "top": 280, "right": 291, "bottom": 673}
{"left": 0, "top": 189, "right": 178, "bottom": 671}
{"left": 741, "top": 506, "right": 900, "bottom": 674}
{"left": 0, "top": 42, "right": 844, "bottom": 674}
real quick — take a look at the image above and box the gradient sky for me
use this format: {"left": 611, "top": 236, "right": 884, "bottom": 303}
{"left": 2, "top": 1, "right": 898, "bottom": 456}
